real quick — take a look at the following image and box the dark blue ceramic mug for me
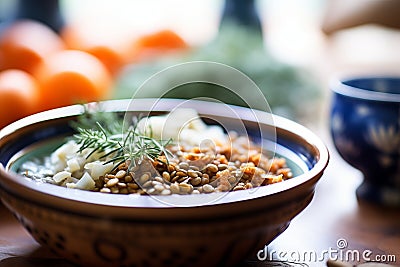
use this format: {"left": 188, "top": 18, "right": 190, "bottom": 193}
{"left": 330, "top": 76, "right": 400, "bottom": 206}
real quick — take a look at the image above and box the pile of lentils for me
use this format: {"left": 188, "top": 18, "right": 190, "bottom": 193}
{"left": 94, "top": 134, "right": 293, "bottom": 195}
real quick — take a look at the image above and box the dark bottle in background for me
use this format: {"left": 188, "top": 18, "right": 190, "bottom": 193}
{"left": 220, "top": 0, "right": 262, "bottom": 36}
{"left": 2, "top": 0, "right": 64, "bottom": 33}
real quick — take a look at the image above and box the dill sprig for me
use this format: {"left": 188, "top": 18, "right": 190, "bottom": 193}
{"left": 71, "top": 108, "right": 172, "bottom": 170}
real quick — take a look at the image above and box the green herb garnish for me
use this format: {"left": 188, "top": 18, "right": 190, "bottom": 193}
{"left": 71, "top": 107, "right": 172, "bottom": 171}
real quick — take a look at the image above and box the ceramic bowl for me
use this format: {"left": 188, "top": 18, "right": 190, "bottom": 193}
{"left": 0, "top": 99, "right": 328, "bottom": 267}
{"left": 330, "top": 76, "right": 400, "bottom": 206}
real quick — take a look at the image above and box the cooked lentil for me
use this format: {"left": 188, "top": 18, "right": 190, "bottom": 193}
{"left": 87, "top": 132, "right": 293, "bottom": 195}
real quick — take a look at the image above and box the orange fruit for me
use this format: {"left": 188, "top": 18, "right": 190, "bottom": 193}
{"left": 135, "top": 29, "right": 187, "bottom": 50}
{"left": 61, "top": 23, "right": 126, "bottom": 76}
{"left": 126, "top": 29, "right": 188, "bottom": 62}
{"left": 34, "top": 50, "right": 112, "bottom": 111}
{"left": 0, "top": 19, "right": 65, "bottom": 75}
{"left": 0, "top": 69, "right": 39, "bottom": 129}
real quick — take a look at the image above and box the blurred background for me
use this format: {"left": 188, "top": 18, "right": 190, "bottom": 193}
{"left": 1, "top": 0, "right": 400, "bottom": 128}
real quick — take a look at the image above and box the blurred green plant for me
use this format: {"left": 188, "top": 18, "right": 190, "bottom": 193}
{"left": 114, "top": 24, "right": 321, "bottom": 121}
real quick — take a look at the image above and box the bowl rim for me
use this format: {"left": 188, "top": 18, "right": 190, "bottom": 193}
{"left": 331, "top": 75, "right": 400, "bottom": 102}
{"left": 0, "top": 99, "right": 329, "bottom": 219}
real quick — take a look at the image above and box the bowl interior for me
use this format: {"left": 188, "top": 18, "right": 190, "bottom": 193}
{"left": 333, "top": 76, "right": 400, "bottom": 102}
{"left": 8, "top": 136, "right": 307, "bottom": 178}
{"left": 343, "top": 77, "right": 400, "bottom": 95}
{"left": 7, "top": 134, "right": 308, "bottom": 206}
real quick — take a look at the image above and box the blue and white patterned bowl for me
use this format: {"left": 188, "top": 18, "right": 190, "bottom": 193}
{"left": 330, "top": 76, "right": 400, "bottom": 206}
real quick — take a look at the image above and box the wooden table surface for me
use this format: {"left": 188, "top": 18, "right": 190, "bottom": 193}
{"left": 0, "top": 126, "right": 399, "bottom": 267}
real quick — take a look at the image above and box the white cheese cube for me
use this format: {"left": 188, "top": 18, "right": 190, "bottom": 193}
{"left": 75, "top": 172, "right": 95, "bottom": 190}
{"left": 67, "top": 158, "right": 81, "bottom": 173}
{"left": 84, "top": 161, "right": 114, "bottom": 180}
{"left": 53, "top": 171, "right": 71, "bottom": 183}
